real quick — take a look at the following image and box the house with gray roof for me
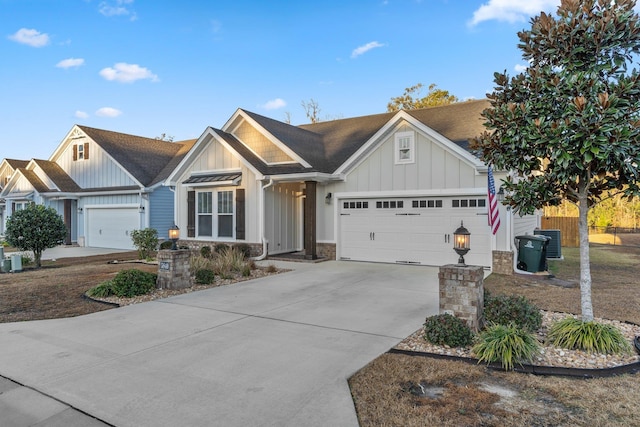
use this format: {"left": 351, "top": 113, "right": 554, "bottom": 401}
{"left": 1, "top": 126, "right": 196, "bottom": 249}
{"left": 166, "top": 100, "right": 539, "bottom": 271}
{"left": 0, "top": 159, "right": 30, "bottom": 234}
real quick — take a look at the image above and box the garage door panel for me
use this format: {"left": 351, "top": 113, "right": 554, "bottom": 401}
{"left": 87, "top": 208, "right": 138, "bottom": 250}
{"left": 339, "top": 197, "right": 492, "bottom": 267}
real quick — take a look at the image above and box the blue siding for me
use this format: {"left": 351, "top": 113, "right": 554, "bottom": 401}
{"left": 150, "top": 187, "right": 175, "bottom": 240}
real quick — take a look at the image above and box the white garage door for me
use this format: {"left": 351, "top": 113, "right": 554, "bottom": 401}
{"left": 338, "top": 196, "right": 492, "bottom": 267}
{"left": 86, "top": 207, "right": 139, "bottom": 250}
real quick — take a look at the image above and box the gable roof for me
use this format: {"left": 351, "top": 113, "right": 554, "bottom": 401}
{"left": 235, "top": 99, "right": 490, "bottom": 175}
{"left": 16, "top": 169, "right": 50, "bottom": 193}
{"left": 5, "top": 159, "right": 30, "bottom": 170}
{"left": 31, "top": 159, "right": 81, "bottom": 192}
{"left": 77, "top": 126, "right": 196, "bottom": 187}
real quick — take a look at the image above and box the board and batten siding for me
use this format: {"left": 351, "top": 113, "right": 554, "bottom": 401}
{"left": 264, "top": 183, "right": 302, "bottom": 254}
{"left": 513, "top": 213, "right": 541, "bottom": 238}
{"left": 149, "top": 186, "right": 175, "bottom": 240}
{"left": 174, "top": 138, "right": 261, "bottom": 244}
{"left": 55, "top": 137, "right": 138, "bottom": 189}
{"left": 318, "top": 126, "right": 485, "bottom": 243}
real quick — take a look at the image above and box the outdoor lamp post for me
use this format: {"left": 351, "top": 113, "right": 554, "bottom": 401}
{"left": 169, "top": 224, "right": 180, "bottom": 250}
{"left": 453, "top": 221, "right": 470, "bottom": 266}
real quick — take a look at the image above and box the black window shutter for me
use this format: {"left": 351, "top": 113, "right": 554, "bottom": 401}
{"left": 187, "top": 191, "right": 195, "bottom": 237}
{"left": 235, "top": 188, "right": 245, "bottom": 240}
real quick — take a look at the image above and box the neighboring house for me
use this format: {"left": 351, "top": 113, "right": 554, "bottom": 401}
{"left": 0, "top": 159, "right": 30, "bottom": 235}
{"left": 166, "top": 100, "right": 539, "bottom": 270}
{"left": 0, "top": 126, "right": 196, "bottom": 249}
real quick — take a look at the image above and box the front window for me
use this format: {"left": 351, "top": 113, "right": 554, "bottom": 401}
{"left": 197, "top": 190, "right": 234, "bottom": 238}
{"left": 217, "top": 190, "right": 233, "bottom": 237}
{"left": 394, "top": 131, "right": 415, "bottom": 164}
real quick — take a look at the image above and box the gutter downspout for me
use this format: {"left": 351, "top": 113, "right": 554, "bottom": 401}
{"left": 253, "top": 178, "right": 273, "bottom": 261}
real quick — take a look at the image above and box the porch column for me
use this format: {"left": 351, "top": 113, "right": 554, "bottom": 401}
{"left": 304, "top": 180, "right": 317, "bottom": 260}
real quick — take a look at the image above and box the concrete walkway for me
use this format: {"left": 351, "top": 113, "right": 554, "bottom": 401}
{"left": 0, "top": 260, "right": 439, "bottom": 427}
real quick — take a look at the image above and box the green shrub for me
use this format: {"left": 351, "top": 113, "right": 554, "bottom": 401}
{"left": 21, "top": 253, "right": 33, "bottom": 266}
{"left": 484, "top": 294, "right": 542, "bottom": 332}
{"left": 235, "top": 243, "right": 251, "bottom": 259}
{"left": 473, "top": 323, "right": 541, "bottom": 371}
{"left": 130, "top": 228, "right": 159, "bottom": 260}
{"left": 195, "top": 269, "right": 215, "bottom": 285}
{"left": 200, "top": 246, "right": 212, "bottom": 258}
{"left": 110, "top": 269, "right": 157, "bottom": 297}
{"left": 190, "top": 255, "right": 213, "bottom": 276}
{"left": 424, "top": 313, "right": 474, "bottom": 348}
{"left": 86, "top": 282, "right": 114, "bottom": 298}
{"left": 159, "top": 241, "right": 173, "bottom": 250}
{"left": 214, "top": 243, "right": 230, "bottom": 255}
{"left": 241, "top": 265, "right": 251, "bottom": 277}
{"left": 547, "top": 317, "right": 631, "bottom": 354}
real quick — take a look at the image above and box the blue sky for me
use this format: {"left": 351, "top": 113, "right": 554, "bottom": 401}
{"left": 2, "top": 0, "right": 564, "bottom": 161}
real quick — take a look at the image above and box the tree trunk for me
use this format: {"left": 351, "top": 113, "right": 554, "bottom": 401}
{"left": 577, "top": 187, "right": 594, "bottom": 321}
{"left": 34, "top": 251, "right": 42, "bottom": 269}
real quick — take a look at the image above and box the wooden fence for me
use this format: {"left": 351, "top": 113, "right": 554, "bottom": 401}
{"left": 541, "top": 216, "right": 579, "bottom": 247}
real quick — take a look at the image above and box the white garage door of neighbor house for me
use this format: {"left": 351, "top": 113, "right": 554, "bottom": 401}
{"left": 339, "top": 196, "right": 492, "bottom": 267}
{"left": 86, "top": 208, "right": 138, "bottom": 250}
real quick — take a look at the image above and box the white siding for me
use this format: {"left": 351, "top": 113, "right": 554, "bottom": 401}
{"left": 174, "top": 138, "right": 261, "bottom": 244}
{"left": 264, "top": 183, "right": 302, "bottom": 254}
{"left": 55, "top": 136, "right": 137, "bottom": 188}
{"left": 513, "top": 212, "right": 540, "bottom": 237}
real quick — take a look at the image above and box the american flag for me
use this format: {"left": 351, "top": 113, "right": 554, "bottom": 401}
{"left": 487, "top": 166, "right": 501, "bottom": 235}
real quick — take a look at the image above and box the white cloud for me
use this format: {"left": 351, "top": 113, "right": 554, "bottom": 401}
{"left": 75, "top": 111, "right": 89, "bottom": 119}
{"left": 469, "top": 0, "right": 559, "bottom": 26}
{"left": 514, "top": 63, "right": 528, "bottom": 72}
{"left": 99, "top": 63, "right": 159, "bottom": 83}
{"left": 351, "top": 41, "right": 385, "bottom": 58}
{"left": 99, "top": 0, "right": 137, "bottom": 20}
{"left": 95, "top": 107, "right": 122, "bottom": 117}
{"left": 261, "top": 98, "right": 287, "bottom": 110}
{"left": 56, "top": 58, "right": 85, "bottom": 69}
{"left": 8, "top": 28, "right": 50, "bottom": 47}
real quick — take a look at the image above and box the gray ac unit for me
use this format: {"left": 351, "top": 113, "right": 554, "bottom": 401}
{"left": 534, "top": 229, "right": 562, "bottom": 259}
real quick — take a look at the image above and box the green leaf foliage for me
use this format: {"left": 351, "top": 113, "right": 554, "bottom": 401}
{"left": 195, "top": 269, "right": 215, "bottom": 285}
{"left": 473, "top": 323, "right": 541, "bottom": 371}
{"left": 130, "top": 228, "right": 158, "bottom": 260}
{"left": 5, "top": 204, "right": 68, "bottom": 268}
{"left": 547, "top": 317, "right": 631, "bottom": 354}
{"left": 86, "top": 282, "right": 115, "bottom": 298}
{"left": 423, "top": 313, "right": 474, "bottom": 348}
{"left": 110, "top": 269, "right": 157, "bottom": 298}
{"left": 484, "top": 293, "right": 543, "bottom": 332}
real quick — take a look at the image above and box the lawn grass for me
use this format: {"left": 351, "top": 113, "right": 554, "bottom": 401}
{"left": 349, "top": 243, "right": 640, "bottom": 427}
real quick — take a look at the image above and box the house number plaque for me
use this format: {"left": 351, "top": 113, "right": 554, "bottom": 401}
{"left": 159, "top": 261, "right": 171, "bottom": 271}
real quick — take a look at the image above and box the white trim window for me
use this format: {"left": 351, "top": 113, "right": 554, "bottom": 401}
{"left": 197, "top": 190, "right": 234, "bottom": 238}
{"left": 394, "top": 131, "right": 415, "bottom": 164}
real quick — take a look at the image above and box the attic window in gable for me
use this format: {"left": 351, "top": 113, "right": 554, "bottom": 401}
{"left": 73, "top": 143, "right": 89, "bottom": 161}
{"left": 394, "top": 131, "right": 415, "bottom": 164}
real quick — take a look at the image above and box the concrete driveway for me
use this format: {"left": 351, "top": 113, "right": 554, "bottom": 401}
{"left": 0, "top": 260, "right": 439, "bottom": 427}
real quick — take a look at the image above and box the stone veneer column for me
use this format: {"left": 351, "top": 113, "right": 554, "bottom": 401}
{"left": 157, "top": 249, "right": 192, "bottom": 290}
{"left": 492, "top": 250, "right": 514, "bottom": 275}
{"left": 438, "top": 264, "right": 485, "bottom": 332}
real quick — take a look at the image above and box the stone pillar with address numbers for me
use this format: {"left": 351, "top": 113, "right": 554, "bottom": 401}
{"left": 438, "top": 264, "right": 484, "bottom": 332}
{"left": 157, "top": 249, "right": 192, "bottom": 290}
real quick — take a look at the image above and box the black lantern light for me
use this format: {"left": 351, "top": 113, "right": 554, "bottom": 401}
{"left": 453, "top": 221, "right": 470, "bottom": 266}
{"left": 168, "top": 224, "right": 180, "bottom": 250}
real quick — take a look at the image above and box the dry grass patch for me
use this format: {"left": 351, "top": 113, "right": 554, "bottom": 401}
{"left": 350, "top": 242, "right": 640, "bottom": 427}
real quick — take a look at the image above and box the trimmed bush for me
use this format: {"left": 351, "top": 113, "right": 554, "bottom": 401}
{"left": 214, "top": 243, "right": 230, "bottom": 255}
{"left": 547, "top": 317, "right": 631, "bottom": 354}
{"left": 235, "top": 243, "right": 252, "bottom": 259}
{"left": 473, "top": 323, "right": 541, "bottom": 371}
{"left": 200, "top": 246, "right": 212, "bottom": 258}
{"left": 424, "top": 313, "right": 474, "bottom": 348}
{"left": 130, "top": 228, "right": 159, "bottom": 260}
{"left": 195, "top": 269, "right": 215, "bottom": 285}
{"left": 110, "top": 269, "right": 157, "bottom": 298}
{"left": 484, "top": 293, "right": 542, "bottom": 332}
{"left": 159, "top": 241, "right": 173, "bottom": 250}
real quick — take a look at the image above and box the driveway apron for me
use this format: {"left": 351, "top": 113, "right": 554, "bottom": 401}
{"left": 0, "top": 261, "right": 439, "bottom": 427}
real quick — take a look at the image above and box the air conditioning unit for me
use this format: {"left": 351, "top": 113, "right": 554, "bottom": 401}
{"left": 534, "top": 229, "right": 562, "bottom": 259}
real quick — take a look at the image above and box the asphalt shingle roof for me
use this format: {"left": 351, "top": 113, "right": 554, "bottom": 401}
{"left": 78, "top": 126, "right": 197, "bottom": 187}
{"left": 235, "top": 99, "right": 490, "bottom": 174}
{"left": 31, "top": 159, "right": 81, "bottom": 192}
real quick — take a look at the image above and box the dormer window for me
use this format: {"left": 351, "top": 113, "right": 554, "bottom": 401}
{"left": 394, "top": 131, "right": 415, "bottom": 164}
{"left": 73, "top": 142, "right": 89, "bottom": 161}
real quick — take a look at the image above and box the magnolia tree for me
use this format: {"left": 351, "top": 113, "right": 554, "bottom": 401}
{"left": 472, "top": 0, "right": 640, "bottom": 321}
{"left": 5, "top": 204, "right": 68, "bottom": 268}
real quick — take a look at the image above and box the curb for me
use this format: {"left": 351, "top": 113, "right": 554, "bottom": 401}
{"left": 388, "top": 348, "right": 640, "bottom": 378}
{"left": 82, "top": 293, "right": 120, "bottom": 307}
